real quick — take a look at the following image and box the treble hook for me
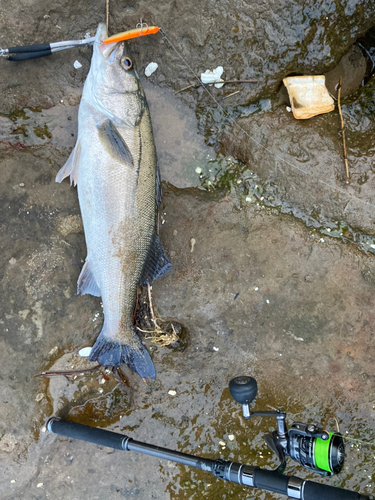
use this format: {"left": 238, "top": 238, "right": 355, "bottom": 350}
{"left": 136, "top": 18, "right": 149, "bottom": 35}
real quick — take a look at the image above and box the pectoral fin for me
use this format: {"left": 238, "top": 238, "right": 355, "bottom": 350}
{"left": 97, "top": 119, "right": 134, "bottom": 167}
{"left": 56, "top": 140, "right": 81, "bottom": 186}
{"left": 140, "top": 234, "right": 172, "bottom": 285}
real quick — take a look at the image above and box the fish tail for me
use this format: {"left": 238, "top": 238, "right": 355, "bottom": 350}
{"left": 89, "top": 326, "right": 155, "bottom": 379}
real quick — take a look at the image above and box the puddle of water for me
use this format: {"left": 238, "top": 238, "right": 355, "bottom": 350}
{"left": 357, "top": 26, "right": 375, "bottom": 85}
{"left": 41, "top": 352, "right": 133, "bottom": 428}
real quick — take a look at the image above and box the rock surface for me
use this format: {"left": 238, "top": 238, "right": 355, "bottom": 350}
{"left": 1, "top": 1, "right": 375, "bottom": 499}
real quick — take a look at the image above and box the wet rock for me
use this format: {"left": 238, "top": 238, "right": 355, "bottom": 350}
{"left": 55, "top": 214, "right": 83, "bottom": 236}
{"left": 219, "top": 74, "right": 375, "bottom": 234}
{"left": 0, "top": 433, "right": 17, "bottom": 453}
{"left": 0, "top": 3, "right": 375, "bottom": 499}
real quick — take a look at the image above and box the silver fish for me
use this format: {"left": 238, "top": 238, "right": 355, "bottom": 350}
{"left": 56, "top": 24, "right": 171, "bottom": 378}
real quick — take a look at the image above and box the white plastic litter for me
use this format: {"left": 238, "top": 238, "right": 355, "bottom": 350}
{"left": 79, "top": 347, "right": 92, "bottom": 357}
{"left": 73, "top": 60, "right": 82, "bottom": 69}
{"left": 201, "top": 66, "right": 224, "bottom": 88}
{"left": 145, "top": 62, "right": 158, "bottom": 77}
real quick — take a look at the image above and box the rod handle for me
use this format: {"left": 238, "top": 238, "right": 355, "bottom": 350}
{"left": 303, "top": 480, "right": 370, "bottom": 500}
{"left": 46, "top": 417, "right": 128, "bottom": 450}
{"left": 7, "top": 49, "right": 52, "bottom": 61}
{"left": 8, "top": 43, "right": 50, "bottom": 53}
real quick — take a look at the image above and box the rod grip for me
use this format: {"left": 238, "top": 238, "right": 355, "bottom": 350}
{"left": 253, "top": 469, "right": 289, "bottom": 495}
{"left": 303, "top": 480, "right": 370, "bottom": 500}
{"left": 46, "top": 417, "right": 128, "bottom": 450}
{"left": 7, "top": 49, "right": 52, "bottom": 61}
{"left": 8, "top": 43, "right": 50, "bottom": 53}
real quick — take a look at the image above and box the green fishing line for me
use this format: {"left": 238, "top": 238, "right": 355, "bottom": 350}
{"left": 315, "top": 432, "right": 334, "bottom": 472}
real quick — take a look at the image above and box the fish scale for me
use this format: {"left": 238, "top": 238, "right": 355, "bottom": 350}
{"left": 56, "top": 23, "right": 171, "bottom": 378}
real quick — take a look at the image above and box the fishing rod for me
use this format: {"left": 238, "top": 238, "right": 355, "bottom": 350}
{"left": 47, "top": 376, "right": 371, "bottom": 500}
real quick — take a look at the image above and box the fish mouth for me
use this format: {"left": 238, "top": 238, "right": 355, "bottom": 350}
{"left": 95, "top": 23, "right": 120, "bottom": 61}
{"left": 95, "top": 22, "right": 108, "bottom": 44}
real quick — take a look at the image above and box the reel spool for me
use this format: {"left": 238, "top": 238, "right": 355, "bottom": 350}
{"left": 288, "top": 423, "right": 345, "bottom": 476}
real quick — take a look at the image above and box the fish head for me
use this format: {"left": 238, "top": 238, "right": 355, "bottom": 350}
{"left": 91, "top": 23, "right": 140, "bottom": 95}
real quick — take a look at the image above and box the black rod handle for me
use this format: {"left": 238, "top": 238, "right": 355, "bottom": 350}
{"left": 253, "top": 468, "right": 290, "bottom": 495}
{"left": 47, "top": 418, "right": 215, "bottom": 471}
{"left": 303, "top": 480, "right": 370, "bottom": 500}
{"left": 46, "top": 417, "right": 128, "bottom": 450}
{"left": 7, "top": 49, "right": 52, "bottom": 61}
{"left": 8, "top": 43, "right": 50, "bottom": 53}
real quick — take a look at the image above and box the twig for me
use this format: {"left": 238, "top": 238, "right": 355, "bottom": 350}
{"left": 106, "top": 0, "right": 110, "bottom": 34}
{"left": 34, "top": 364, "right": 101, "bottom": 378}
{"left": 220, "top": 79, "right": 258, "bottom": 85}
{"left": 175, "top": 84, "right": 195, "bottom": 94}
{"left": 147, "top": 282, "right": 160, "bottom": 328}
{"left": 175, "top": 79, "right": 258, "bottom": 94}
{"left": 222, "top": 90, "right": 240, "bottom": 99}
{"left": 337, "top": 78, "right": 350, "bottom": 184}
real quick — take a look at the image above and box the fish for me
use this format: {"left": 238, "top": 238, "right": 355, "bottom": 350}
{"left": 56, "top": 23, "right": 171, "bottom": 378}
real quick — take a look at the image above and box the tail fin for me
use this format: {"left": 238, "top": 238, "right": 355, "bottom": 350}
{"left": 89, "top": 328, "right": 156, "bottom": 379}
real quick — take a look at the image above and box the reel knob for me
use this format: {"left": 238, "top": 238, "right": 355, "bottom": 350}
{"left": 229, "top": 376, "right": 257, "bottom": 419}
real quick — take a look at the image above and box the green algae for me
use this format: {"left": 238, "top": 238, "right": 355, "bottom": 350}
{"left": 34, "top": 124, "right": 52, "bottom": 140}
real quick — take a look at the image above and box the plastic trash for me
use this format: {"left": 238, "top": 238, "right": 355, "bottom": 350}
{"left": 283, "top": 75, "right": 334, "bottom": 119}
{"left": 201, "top": 66, "right": 224, "bottom": 88}
{"left": 145, "top": 62, "right": 158, "bottom": 77}
{"left": 78, "top": 347, "right": 92, "bottom": 357}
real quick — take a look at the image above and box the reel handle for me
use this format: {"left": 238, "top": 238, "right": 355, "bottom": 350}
{"left": 229, "top": 376, "right": 258, "bottom": 419}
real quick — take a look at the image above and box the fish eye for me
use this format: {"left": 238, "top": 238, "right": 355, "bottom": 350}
{"left": 121, "top": 56, "right": 133, "bottom": 70}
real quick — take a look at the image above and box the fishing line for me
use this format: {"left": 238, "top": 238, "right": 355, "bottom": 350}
{"left": 158, "top": 28, "right": 375, "bottom": 211}
{"left": 282, "top": 411, "right": 374, "bottom": 450}
{"left": 338, "top": 434, "right": 375, "bottom": 447}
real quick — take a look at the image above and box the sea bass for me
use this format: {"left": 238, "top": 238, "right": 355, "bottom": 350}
{"left": 56, "top": 23, "right": 171, "bottom": 378}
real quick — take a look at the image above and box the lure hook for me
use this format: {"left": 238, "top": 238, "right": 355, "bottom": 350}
{"left": 136, "top": 19, "right": 148, "bottom": 35}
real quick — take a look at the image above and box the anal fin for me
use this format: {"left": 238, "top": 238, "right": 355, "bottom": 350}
{"left": 56, "top": 140, "right": 81, "bottom": 186}
{"left": 140, "top": 234, "right": 172, "bottom": 285}
{"left": 77, "top": 260, "right": 101, "bottom": 297}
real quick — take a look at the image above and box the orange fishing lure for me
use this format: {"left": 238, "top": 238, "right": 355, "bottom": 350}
{"left": 103, "top": 26, "right": 160, "bottom": 44}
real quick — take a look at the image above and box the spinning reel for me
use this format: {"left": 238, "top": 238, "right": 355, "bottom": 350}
{"left": 229, "top": 376, "right": 346, "bottom": 476}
